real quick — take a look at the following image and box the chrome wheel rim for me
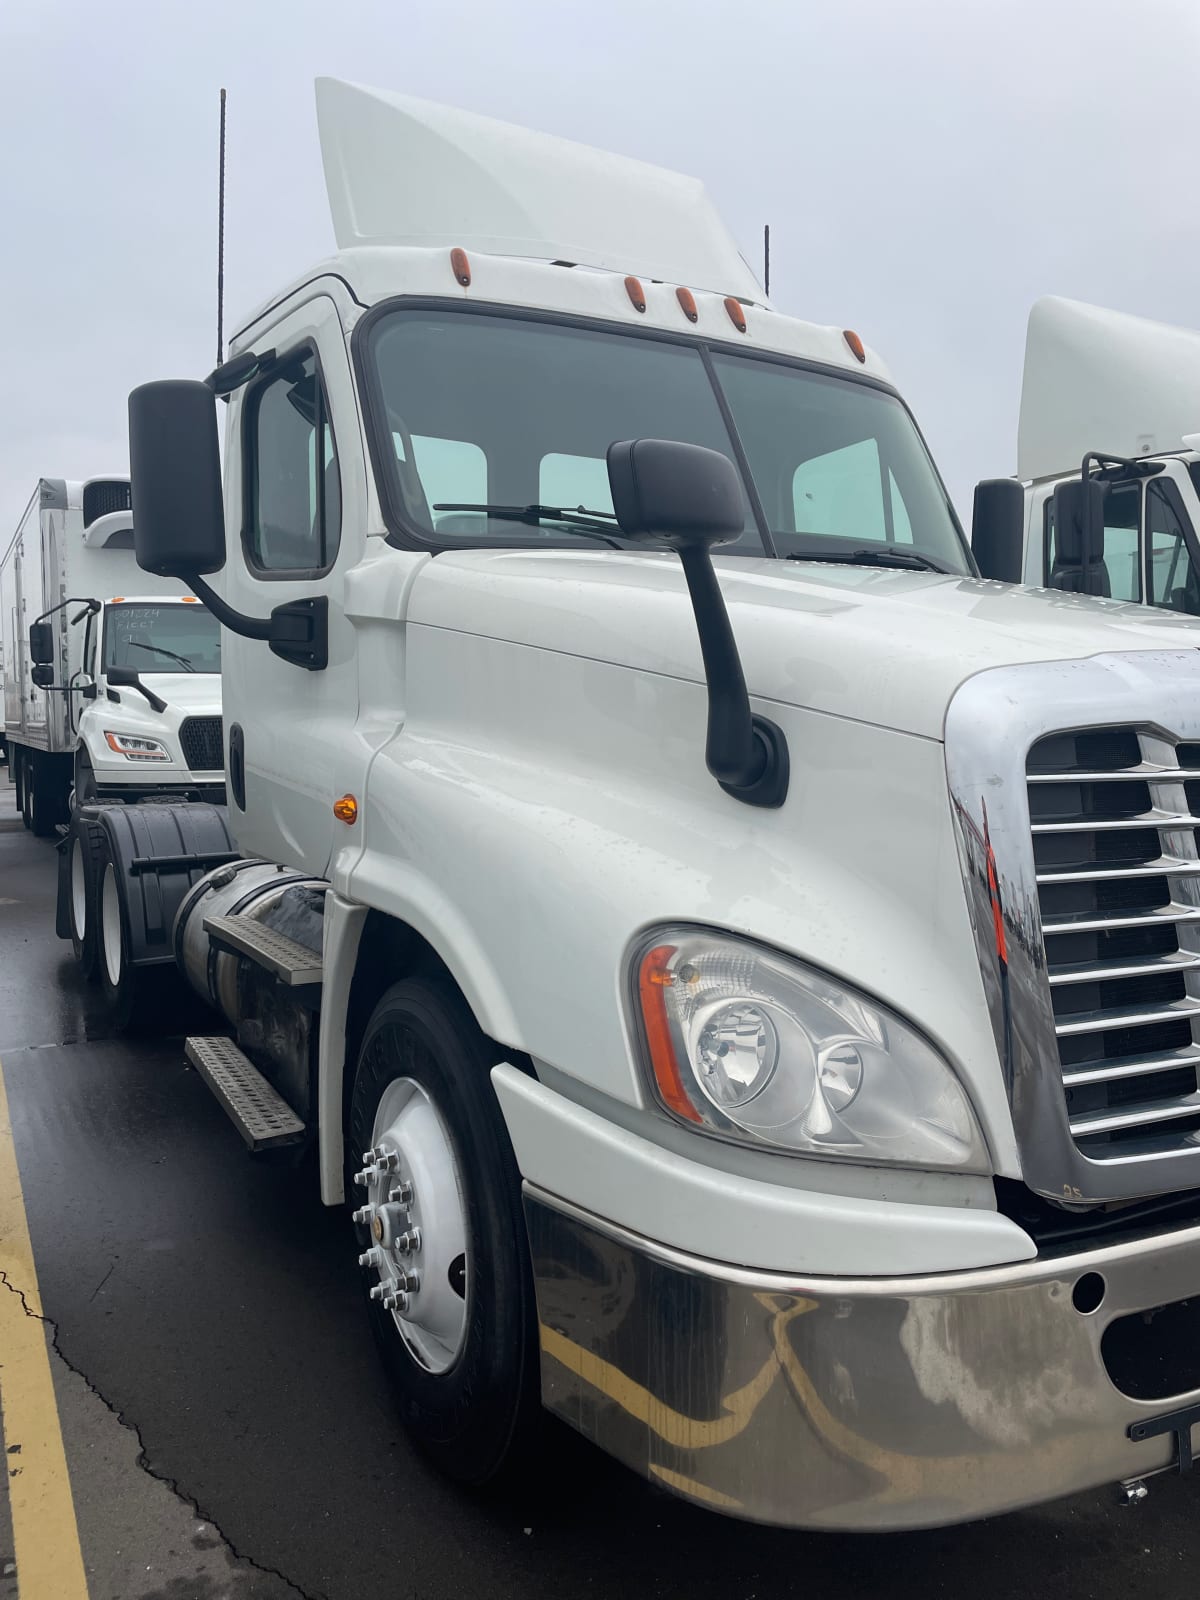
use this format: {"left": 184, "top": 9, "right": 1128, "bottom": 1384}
{"left": 353, "top": 1076, "right": 469, "bottom": 1374}
{"left": 71, "top": 837, "right": 87, "bottom": 940}
{"left": 100, "top": 864, "right": 122, "bottom": 988}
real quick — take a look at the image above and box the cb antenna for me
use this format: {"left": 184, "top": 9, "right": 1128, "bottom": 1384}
{"left": 763, "top": 223, "right": 770, "bottom": 298}
{"left": 216, "top": 87, "right": 227, "bottom": 367}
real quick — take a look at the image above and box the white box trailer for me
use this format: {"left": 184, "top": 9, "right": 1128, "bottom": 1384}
{"left": 972, "top": 298, "right": 1200, "bottom": 612}
{"left": 2, "top": 476, "right": 224, "bottom": 834}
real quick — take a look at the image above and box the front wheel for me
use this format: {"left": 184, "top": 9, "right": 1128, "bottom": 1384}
{"left": 346, "top": 976, "right": 541, "bottom": 1486}
{"left": 94, "top": 835, "right": 174, "bottom": 1032}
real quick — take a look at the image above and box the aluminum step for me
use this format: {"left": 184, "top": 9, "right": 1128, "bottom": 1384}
{"left": 203, "top": 914, "right": 323, "bottom": 986}
{"left": 185, "top": 1035, "right": 306, "bottom": 1151}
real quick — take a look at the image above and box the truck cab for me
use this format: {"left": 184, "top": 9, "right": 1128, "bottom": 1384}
{"left": 86, "top": 81, "right": 1200, "bottom": 1531}
{"left": 2, "top": 477, "right": 224, "bottom": 833}
{"left": 973, "top": 297, "right": 1200, "bottom": 612}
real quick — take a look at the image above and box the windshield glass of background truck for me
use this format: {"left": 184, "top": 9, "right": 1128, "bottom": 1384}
{"left": 102, "top": 604, "right": 222, "bottom": 674}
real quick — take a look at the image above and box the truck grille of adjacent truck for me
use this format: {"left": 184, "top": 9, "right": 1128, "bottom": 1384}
{"left": 1029, "top": 726, "right": 1200, "bottom": 1157}
{"left": 179, "top": 716, "right": 223, "bottom": 772}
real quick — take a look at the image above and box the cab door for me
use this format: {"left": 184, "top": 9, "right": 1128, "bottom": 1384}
{"left": 220, "top": 291, "right": 366, "bottom": 875}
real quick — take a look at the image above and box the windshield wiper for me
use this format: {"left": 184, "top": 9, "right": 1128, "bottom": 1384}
{"left": 128, "top": 640, "right": 196, "bottom": 671}
{"left": 432, "top": 502, "right": 625, "bottom": 548}
{"left": 786, "top": 546, "right": 950, "bottom": 574}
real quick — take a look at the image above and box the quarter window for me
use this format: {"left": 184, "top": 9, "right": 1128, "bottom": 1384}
{"left": 246, "top": 351, "right": 341, "bottom": 572}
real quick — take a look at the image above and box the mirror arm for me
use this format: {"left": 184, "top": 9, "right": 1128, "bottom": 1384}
{"left": 186, "top": 574, "right": 272, "bottom": 640}
{"left": 675, "top": 544, "right": 789, "bottom": 808}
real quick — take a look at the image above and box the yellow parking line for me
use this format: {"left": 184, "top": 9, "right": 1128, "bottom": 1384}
{"left": 0, "top": 1055, "right": 89, "bottom": 1599}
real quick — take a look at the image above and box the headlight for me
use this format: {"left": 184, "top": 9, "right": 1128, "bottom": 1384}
{"left": 632, "top": 929, "right": 987, "bottom": 1172}
{"left": 103, "top": 731, "right": 171, "bottom": 762}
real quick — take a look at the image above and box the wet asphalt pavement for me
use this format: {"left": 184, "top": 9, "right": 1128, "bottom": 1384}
{"left": 3, "top": 774, "right": 1200, "bottom": 1599}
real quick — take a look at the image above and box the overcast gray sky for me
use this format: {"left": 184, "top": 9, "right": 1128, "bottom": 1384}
{"left": 2, "top": 0, "right": 1198, "bottom": 542}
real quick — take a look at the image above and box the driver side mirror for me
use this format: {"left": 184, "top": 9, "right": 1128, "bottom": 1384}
{"left": 28, "top": 621, "right": 53, "bottom": 664}
{"left": 128, "top": 379, "right": 227, "bottom": 578}
{"left": 971, "top": 478, "right": 1025, "bottom": 583}
{"left": 1051, "top": 477, "right": 1107, "bottom": 594}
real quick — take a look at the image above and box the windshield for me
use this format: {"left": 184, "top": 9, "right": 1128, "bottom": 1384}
{"left": 363, "top": 307, "right": 970, "bottom": 572}
{"left": 102, "top": 603, "right": 221, "bottom": 675}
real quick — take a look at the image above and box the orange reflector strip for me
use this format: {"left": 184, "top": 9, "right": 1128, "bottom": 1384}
{"left": 110, "top": 597, "right": 124, "bottom": 603}
{"left": 843, "top": 329, "right": 866, "bottom": 363}
{"left": 450, "top": 247, "right": 472, "bottom": 287}
{"left": 624, "top": 275, "right": 647, "bottom": 313}
{"left": 675, "top": 287, "right": 698, "bottom": 323}
{"left": 182, "top": 595, "right": 199, "bottom": 602}
{"left": 723, "top": 297, "right": 747, "bottom": 333}
{"left": 638, "top": 945, "right": 701, "bottom": 1123}
{"left": 333, "top": 794, "right": 358, "bottom": 824}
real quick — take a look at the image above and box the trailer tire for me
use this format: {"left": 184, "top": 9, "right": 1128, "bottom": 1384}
{"left": 24, "top": 753, "right": 63, "bottom": 838}
{"left": 67, "top": 816, "right": 104, "bottom": 979}
{"left": 94, "top": 832, "right": 176, "bottom": 1032}
{"left": 347, "top": 976, "right": 541, "bottom": 1488}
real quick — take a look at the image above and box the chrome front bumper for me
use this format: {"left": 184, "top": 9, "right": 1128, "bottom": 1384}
{"left": 525, "top": 1187, "right": 1200, "bottom": 1530}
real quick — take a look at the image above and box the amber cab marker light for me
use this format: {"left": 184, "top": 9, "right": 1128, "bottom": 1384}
{"left": 333, "top": 794, "right": 359, "bottom": 824}
{"left": 637, "top": 944, "right": 702, "bottom": 1123}
{"left": 182, "top": 595, "right": 199, "bottom": 602}
{"left": 843, "top": 329, "right": 867, "bottom": 363}
{"left": 675, "top": 287, "right": 699, "bottom": 323}
{"left": 450, "top": 247, "right": 472, "bottom": 287}
{"left": 624, "top": 275, "right": 647, "bottom": 313}
{"left": 723, "top": 297, "right": 747, "bottom": 333}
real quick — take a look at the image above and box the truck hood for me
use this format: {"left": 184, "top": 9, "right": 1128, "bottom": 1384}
{"left": 130, "top": 672, "right": 223, "bottom": 715}
{"left": 409, "top": 549, "right": 1200, "bottom": 740}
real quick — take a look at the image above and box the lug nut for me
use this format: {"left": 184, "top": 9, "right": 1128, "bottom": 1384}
{"left": 352, "top": 1205, "right": 374, "bottom": 1225}
{"left": 352, "top": 1169, "right": 372, "bottom": 1189}
{"left": 389, "top": 1180, "right": 414, "bottom": 1206}
{"left": 395, "top": 1269, "right": 420, "bottom": 1294}
{"left": 395, "top": 1228, "right": 421, "bottom": 1255}
{"left": 358, "top": 1248, "right": 383, "bottom": 1270}
{"left": 368, "top": 1283, "right": 387, "bottom": 1302}
{"left": 382, "top": 1289, "right": 410, "bottom": 1314}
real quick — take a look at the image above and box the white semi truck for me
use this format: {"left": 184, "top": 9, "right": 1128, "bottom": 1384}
{"left": 972, "top": 298, "right": 1200, "bottom": 612}
{"left": 66, "top": 80, "right": 1200, "bottom": 1528}
{"left": 2, "top": 477, "right": 224, "bottom": 836}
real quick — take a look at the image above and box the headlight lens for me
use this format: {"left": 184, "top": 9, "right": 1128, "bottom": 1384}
{"left": 633, "top": 930, "right": 987, "bottom": 1171}
{"left": 103, "top": 730, "right": 171, "bottom": 762}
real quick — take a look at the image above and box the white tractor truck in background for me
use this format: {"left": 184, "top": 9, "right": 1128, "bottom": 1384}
{"left": 61, "top": 80, "right": 1200, "bottom": 1529}
{"left": 972, "top": 297, "right": 1200, "bottom": 613}
{"left": 2, "top": 477, "right": 224, "bottom": 839}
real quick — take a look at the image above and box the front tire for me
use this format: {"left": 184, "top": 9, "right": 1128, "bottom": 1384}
{"left": 346, "top": 976, "right": 541, "bottom": 1487}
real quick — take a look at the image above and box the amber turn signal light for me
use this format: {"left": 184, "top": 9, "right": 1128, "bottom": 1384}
{"left": 637, "top": 944, "right": 701, "bottom": 1123}
{"left": 333, "top": 794, "right": 359, "bottom": 824}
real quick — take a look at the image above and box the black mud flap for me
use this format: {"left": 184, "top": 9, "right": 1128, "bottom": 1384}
{"left": 92, "top": 802, "right": 239, "bottom": 966}
{"left": 54, "top": 831, "right": 72, "bottom": 939}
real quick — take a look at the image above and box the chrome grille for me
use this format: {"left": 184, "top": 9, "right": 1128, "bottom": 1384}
{"left": 179, "top": 716, "right": 223, "bottom": 772}
{"left": 1028, "top": 727, "right": 1200, "bottom": 1160}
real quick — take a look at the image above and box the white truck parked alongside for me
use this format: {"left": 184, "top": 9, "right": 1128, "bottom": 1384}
{"left": 972, "top": 297, "right": 1200, "bottom": 613}
{"left": 72, "top": 81, "right": 1200, "bottom": 1529}
{"left": 2, "top": 476, "right": 224, "bottom": 836}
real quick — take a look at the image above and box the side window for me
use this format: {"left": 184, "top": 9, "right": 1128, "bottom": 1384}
{"left": 1147, "top": 480, "right": 1200, "bottom": 615}
{"left": 245, "top": 351, "right": 341, "bottom": 573}
{"left": 1044, "top": 481, "right": 1140, "bottom": 598}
